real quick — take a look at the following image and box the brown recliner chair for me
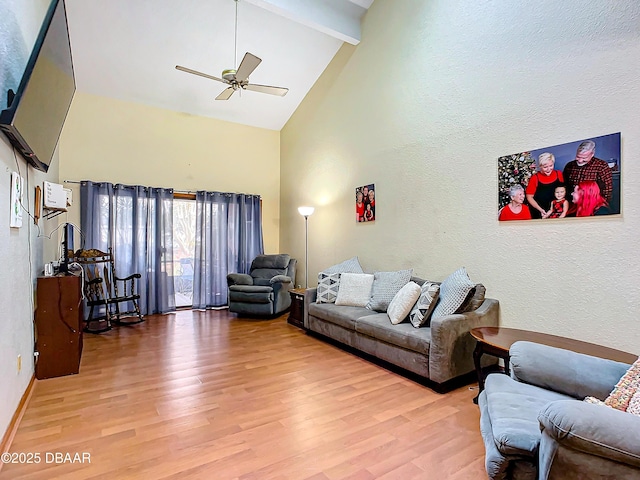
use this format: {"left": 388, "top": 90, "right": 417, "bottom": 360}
{"left": 227, "top": 254, "right": 297, "bottom": 316}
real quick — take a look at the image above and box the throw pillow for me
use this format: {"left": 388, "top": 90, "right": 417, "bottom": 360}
{"left": 409, "top": 282, "right": 440, "bottom": 328}
{"left": 334, "top": 273, "right": 374, "bottom": 307}
{"left": 387, "top": 282, "right": 422, "bottom": 325}
{"left": 367, "top": 269, "right": 413, "bottom": 312}
{"left": 431, "top": 267, "right": 476, "bottom": 320}
{"left": 316, "top": 272, "right": 341, "bottom": 304}
{"left": 322, "top": 257, "right": 364, "bottom": 275}
{"left": 461, "top": 284, "right": 486, "bottom": 313}
{"left": 604, "top": 357, "right": 640, "bottom": 412}
{"left": 628, "top": 389, "right": 640, "bottom": 416}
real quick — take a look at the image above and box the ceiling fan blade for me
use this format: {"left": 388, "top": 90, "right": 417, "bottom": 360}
{"left": 175, "top": 65, "right": 225, "bottom": 83}
{"left": 244, "top": 83, "right": 289, "bottom": 97}
{"left": 235, "top": 53, "right": 262, "bottom": 82}
{"left": 215, "top": 87, "right": 236, "bottom": 100}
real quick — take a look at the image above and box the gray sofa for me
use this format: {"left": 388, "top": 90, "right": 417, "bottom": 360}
{"left": 303, "top": 280, "right": 500, "bottom": 389}
{"left": 479, "top": 341, "right": 640, "bottom": 480}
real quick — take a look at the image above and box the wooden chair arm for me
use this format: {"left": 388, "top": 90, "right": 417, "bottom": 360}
{"left": 115, "top": 273, "right": 141, "bottom": 282}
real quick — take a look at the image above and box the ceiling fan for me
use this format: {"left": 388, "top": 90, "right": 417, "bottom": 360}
{"left": 175, "top": 0, "right": 288, "bottom": 100}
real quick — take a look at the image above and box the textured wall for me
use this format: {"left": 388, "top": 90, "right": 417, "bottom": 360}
{"left": 280, "top": 0, "right": 640, "bottom": 352}
{"left": 59, "top": 92, "right": 281, "bottom": 254}
{"left": 0, "top": 0, "right": 60, "bottom": 442}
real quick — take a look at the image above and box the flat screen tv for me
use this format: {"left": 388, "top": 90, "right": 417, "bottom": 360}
{"left": 0, "top": 0, "right": 75, "bottom": 173}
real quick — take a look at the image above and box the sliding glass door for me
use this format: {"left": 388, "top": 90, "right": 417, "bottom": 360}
{"left": 172, "top": 198, "right": 196, "bottom": 307}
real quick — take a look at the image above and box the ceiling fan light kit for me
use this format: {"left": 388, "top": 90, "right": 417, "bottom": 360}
{"left": 175, "top": 0, "right": 288, "bottom": 100}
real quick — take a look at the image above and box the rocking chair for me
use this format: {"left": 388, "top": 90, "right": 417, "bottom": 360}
{"left": 73, "top": 248, "right": 144, "bottom": 333}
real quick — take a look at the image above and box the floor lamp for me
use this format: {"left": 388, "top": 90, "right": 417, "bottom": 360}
{"left": 297, "top": 206, "right": 314, "bottom": 288}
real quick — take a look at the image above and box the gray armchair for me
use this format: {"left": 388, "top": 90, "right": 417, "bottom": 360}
{"left": 478, "top": 341, "right": 640, "bottom": 480}
{"left": 227, "top": 254, "right": 297, "bottom": 316}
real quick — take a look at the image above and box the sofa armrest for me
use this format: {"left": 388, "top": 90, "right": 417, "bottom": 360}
{"left": 304, "top": 287, "right": 317, "bottom": 329}
{"left": 227, "top": 273, "right": 253, "bottom": 286}
{"left": 538, "top": 400, "right": 640, "bottom": 475}
{"left": 510, "top": 341, "right": 630, "bottom": 399}
{"left": 429, "top": 298, "right": 499, "bottom": 384}
{"left": 270, "top": 279, "right": 291, "bottom": 297}
{"left": 270, "top": 275, "right": 292, "bottom": 284}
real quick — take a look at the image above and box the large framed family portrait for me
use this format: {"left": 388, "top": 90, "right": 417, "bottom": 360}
{"left": 498, "top": 132, "right": 621, "bottom": 221}
{"left": 356, "top": 183, "right": 375, "bottom": 222}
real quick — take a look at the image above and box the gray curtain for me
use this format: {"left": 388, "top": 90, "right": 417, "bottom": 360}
{"left": 192, "top": 192, "right": 263, "bottom": 309}
{"left": 80, "top": 181, "right": 176, "bottom": 315}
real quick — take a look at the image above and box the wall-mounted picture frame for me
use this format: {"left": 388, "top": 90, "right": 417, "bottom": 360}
{"left": 498, "top": 133, "right": 621, "bottom": 221}
{"left": 10, "top": 171, "right": 24, "bottom": 228}
{"left": 356, "top": 183, "right": 375, "bottom": 222}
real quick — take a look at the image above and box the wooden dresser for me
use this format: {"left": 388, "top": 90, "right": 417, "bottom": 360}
{"left": 35, "top": 275, "right": 83, "bottom": 379}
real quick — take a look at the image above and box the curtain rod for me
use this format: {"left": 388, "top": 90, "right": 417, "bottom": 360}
{"left": 63, "top": 180, "right": 197, "bottom": 195}
{"left": 63, "top": 180, "right": 257, "bottom": 197}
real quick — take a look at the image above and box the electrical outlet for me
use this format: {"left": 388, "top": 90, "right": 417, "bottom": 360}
{"left": 17, "top": 354, "right": 22, "bottom": 373}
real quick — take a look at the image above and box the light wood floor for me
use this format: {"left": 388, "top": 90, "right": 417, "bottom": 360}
{"left": 2, "top": 310, "right": 487, "bottom": 479}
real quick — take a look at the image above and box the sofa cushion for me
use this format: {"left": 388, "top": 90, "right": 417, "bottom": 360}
{"left": 316, "top": 272, "right": 341, "bottom": 304}
{"left": 251, "top": 268, "right": 287, "bottom": 280}
{"left": 335, "top": 273, "right": 374, "bottom": 307}
{"left": 322, "top": 257, "right": 364, "bottom": 274}
{"left": 409, "top": 282, "right": 440, "bottom": 328}
{"left": 367, "top": 269, "right": 413, "bottom": 312}
{"left": 308, "top": 303, "right": 373, "bottom": 330}
{"left": 387, "top": 281, "right": 422, "bottom": 325}
{"left": 251, "top": 254, "right": 290, "bottom": 269}
{"left": 227, "top": 273, "right": 253, "bottom": 286}
{"left": 228, "top": 285, "right": 273, "bottom": 304}
{"left": 229, "top": 285, "right": 273, "bottom": 293}
{"left": 431, "top": 267, "right": 476, "bottom": 319}
{"left": 483, "top": 373, "right": 571, "bottom": 457}
{"left": 355, "top": 314, "right": 431, "bottom": 354}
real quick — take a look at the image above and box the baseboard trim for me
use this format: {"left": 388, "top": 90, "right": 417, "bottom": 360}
{"left": 0, "top": 375, "right": 36, "bottom": 461}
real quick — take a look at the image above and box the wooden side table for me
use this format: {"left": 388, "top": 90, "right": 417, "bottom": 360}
{"left": 470, "top": 326, "right": 637, "bottom": 404}
{"left": 35, "top": 275, "right": 83, "bottom": 379}
{"left": 288, "top": 288, "right": 306, "bottom": 329}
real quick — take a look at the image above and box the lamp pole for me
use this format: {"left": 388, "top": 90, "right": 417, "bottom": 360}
{"left": 297, "top": 206, "right": 314, "bottom": 288}
{"left": 304, "top": 215, "right": 309, "bottom": 288}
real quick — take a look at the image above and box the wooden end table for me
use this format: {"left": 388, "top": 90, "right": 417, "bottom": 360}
{"left": 470, "top": 326, "right": 636, "bottom": 404}
{"left": 287, "top": 288, "right": 306, "bottom": 329}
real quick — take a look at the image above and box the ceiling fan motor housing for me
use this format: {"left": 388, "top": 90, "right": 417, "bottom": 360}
{"left": 222, "top": 69, "right": 237, "bottom": 82}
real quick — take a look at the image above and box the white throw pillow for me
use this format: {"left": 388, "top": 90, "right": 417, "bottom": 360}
{"left": 334, "top": 273, "right": 374, "bottom": 307}
{"left": 387, "top": 282, "right": 422, "bottom": 325}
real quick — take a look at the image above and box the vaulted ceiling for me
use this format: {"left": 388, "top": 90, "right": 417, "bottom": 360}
{"left": 65, "top": 0, "right": 374, "bottom": 130}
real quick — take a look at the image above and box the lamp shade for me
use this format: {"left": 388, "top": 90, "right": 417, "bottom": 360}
{"left": 298, "top": 206, "right": 315, "bottom": 217}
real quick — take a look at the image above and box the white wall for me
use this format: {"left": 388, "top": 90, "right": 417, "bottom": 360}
{"left": 59, "top": 92, "right": 281, "bottom": 254}
{"left": 0, "top": 0, "right": 60, "bottom": 442}
{"left": 281, "top": 0, "right": 640, "bottom": 353}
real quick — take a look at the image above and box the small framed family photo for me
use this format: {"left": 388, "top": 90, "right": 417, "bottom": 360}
{"left": 356, "top": 183, "right": 375, "bottom": 222}
{"left": 498, "top": 132, "right": 621, "bottom": 221}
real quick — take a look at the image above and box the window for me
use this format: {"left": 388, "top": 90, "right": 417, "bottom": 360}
{"left": 172, "top": 197, "right": 196, "bottom": 307}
